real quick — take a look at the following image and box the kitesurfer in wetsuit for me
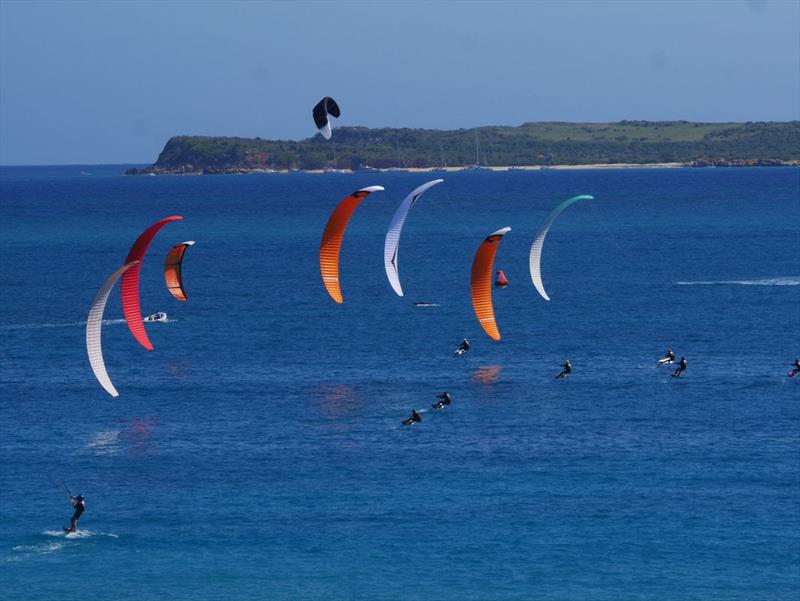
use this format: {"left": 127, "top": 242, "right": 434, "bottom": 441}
{"left": 789, "top": 359, "right": 800, "bottom": 377}
{"left": 554, "top": 360, "right": 572, "bottom": 380}
{"left": 402, "top": 409, "right": 422, "bottom": 426}
{"left": 433, "top": 392, "right": 453, "bottom": 410}
{"left": 64, "top": 495, "right": 85, "bottom": 533}
{"left": 455, "top": 339, "right": 470, "bottom": 355}
{"left": 658, "top": 348, "right": 676, "bottom": 365}
{"left": 672, "top": 356, "right": 688, "bottom": 378}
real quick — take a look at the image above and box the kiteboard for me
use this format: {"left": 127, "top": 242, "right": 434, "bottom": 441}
{"left": 789, "top": 370, "right": 797, "bottom": 378}
{"left": 657, "top": 358, "right": 675, "bottom": 365}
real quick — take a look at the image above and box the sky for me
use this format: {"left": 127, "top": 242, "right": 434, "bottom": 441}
{"left": 1, "top": 0, "right": 798, "bottom": 165}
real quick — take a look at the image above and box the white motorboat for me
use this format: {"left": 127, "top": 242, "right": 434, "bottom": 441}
{"left": 143, "top": 312, "right": 167, "bottom": 323}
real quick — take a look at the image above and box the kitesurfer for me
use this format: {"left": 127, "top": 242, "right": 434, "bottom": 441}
{"left": 63, "top": 495, "right": 86, "bottom": 533}
{"left": 554, "top": 360, "right": 572, "bottom": 380}
{"left": 672, "top": 356, "right": 688, "bottom": 378}
{"left": 658, "top": 348, "right": 675, "bottom": 365}
{"left": 455, "top": 339, "right": 470, "bottom": 356}
{"left": 402, "top": 409, "right": 422, "bottom": 426}
{"left": 789, "top": 359, "right": 800, "bottom": 377}
{"left": 433, "top": 392, "right": 453, "bottom": 410}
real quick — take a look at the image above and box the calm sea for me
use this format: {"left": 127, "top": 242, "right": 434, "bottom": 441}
{"left": 1, "top": 165, "right": 798, "bottom": 600}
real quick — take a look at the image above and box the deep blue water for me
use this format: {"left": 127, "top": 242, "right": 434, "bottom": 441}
{"left": 1, "top": 165, "right": 798, "bottom": 600}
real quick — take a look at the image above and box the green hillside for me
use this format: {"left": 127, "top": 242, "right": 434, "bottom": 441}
{"left": 127, "top": 121, "right": 800, "bottom": 174}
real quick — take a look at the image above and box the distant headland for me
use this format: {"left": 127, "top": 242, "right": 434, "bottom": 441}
{"left": 126, "top": 121, "right": 800, "bottom": 175}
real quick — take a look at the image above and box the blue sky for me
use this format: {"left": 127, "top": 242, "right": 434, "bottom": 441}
{"left": 1, "top": 0, "right": 798, "bottom": 165}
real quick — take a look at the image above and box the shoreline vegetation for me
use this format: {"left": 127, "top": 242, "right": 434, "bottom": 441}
{"left": 126, "top": 121, "right": 800, "bottom": 175}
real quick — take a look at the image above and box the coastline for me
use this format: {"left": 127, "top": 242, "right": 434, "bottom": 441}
{"left": 393, "top": 162, "right": 688, "bottom": 172}
{"left": 140, "top": 160, "right": 798, "bottom": 175}
{"left": 127, "top": 122, "right": 800, "bottom": 175}
{"left": 301, "top": 162, "right": 688, "bottom": 174}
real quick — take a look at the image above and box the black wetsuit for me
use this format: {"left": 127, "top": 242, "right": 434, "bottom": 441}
{"left": 658, "top": 349, "right": 675, "bottom": 365}
{"left": 66, "top": 495, "right": 85, "bottom": 532}
{"left": 672, "top": 358, "right": 688, "bottom": 377}
{"left": 456, "top": 340, "right": 470, "bottom": 354}
{"left": 555, "top": 362, "right": 572, "bottom": 380}
{"left": 433, "top": 392, "right": 453, "bottom": 409}
{"left": 790, "top": 360, "right": 800, "bottom": 376}
{"left": 403, "top": 410, "right": 422, "bottom": 425}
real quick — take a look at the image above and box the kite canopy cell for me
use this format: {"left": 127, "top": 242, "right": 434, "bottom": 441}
{"left": 164, "top": 241, "right": 195, "bottom": 302}
{"left": 319, "top": 186, "right": 384, "bottom": 304}
{"left": 121, "top": 216, "right": 183, "bottom": 350}
{"left": 529, "top": 195, "right": 594, "bottom": 301}
{"left": 313, "top": 96, "right": 341, "bottom": 140}
{"left": 86, "top": 261, "right": 138, "bottom": 397}
{"left": 383, "top": 179, "right": 443, "bottom": 297}
{"left": 471, "top": 227, "right": 511, "bottom": 341}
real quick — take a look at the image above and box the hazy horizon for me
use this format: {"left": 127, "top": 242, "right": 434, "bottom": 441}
{"left": 2, "top": 0, "right": 799, "bottom": 165}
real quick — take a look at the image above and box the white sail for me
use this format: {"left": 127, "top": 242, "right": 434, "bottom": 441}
{"left": 320, "top": 122, "right": 332, "bottom": 140}
{"left": 86, "top": 261, "right": 138, "bottom": 397}
{"left": 383, "top": 179, "right": 444, "bottom": 296}
{"left": 529, "top": 195, "right": 594, "bottom": 301}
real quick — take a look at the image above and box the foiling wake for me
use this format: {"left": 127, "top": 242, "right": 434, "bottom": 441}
{"left": 675, "top": 277, "right": 799, "bottom": 286}
{"left": 6, "top": 530, "right": 119, "bottom": 561}
{"left": 43, "top": 529, "right": 118, "bottom": 539}
{"left": 0, "top": 317, "right": 176, "bottom": 331}
{"left": 7, "top": 542, "right": 64, "bottom": 560}
{"left": 86, "top": 429, "right": 122, "bottom": 456}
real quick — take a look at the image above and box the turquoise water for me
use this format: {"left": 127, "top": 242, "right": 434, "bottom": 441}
{"left": 1, "top": 166, "right": 798, "bottom": 599}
